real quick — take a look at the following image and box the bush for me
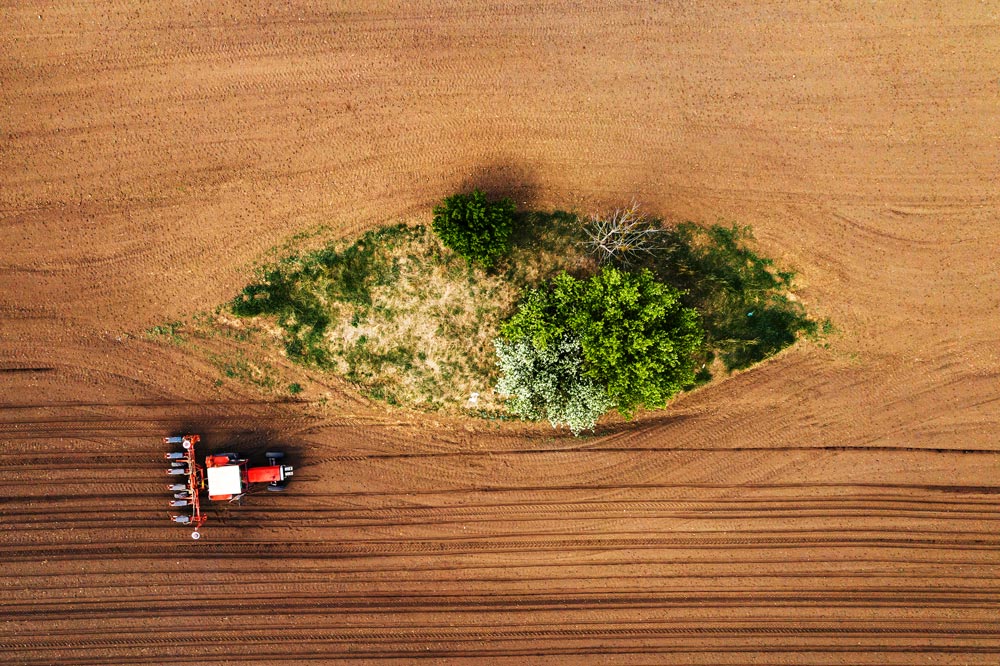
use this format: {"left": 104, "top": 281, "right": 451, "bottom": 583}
{"left": 432, "top": 189, "right": 516, "bottom": 267}
{"left": 495, "top": 335, "right": 613, "bottom": 434}
{"left": 501, "top": 266, "right": 704, "bottom": 418}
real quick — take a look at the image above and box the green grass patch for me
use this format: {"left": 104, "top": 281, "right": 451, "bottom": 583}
{"left": 145, "top": 321, "right": 186, "bottom": 345}
{"left": 208, "top": 350, "right": 278, "bottom": 391}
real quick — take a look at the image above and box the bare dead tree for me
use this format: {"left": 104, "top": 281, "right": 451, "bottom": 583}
{"left": 582, "top": 202, "right": 665, "bottom": 266}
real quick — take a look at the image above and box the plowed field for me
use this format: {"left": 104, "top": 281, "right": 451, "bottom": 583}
{"left": 3, "top": 2, "right": 999, "bottom": 664}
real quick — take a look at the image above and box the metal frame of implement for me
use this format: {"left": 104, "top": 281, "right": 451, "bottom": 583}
{"left": 164, "top": 434, "right": 206, "bottom": 539}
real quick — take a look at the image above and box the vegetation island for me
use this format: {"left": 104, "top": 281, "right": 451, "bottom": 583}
{"left": 152, "top": 191, "right": 828, "bottom": 434}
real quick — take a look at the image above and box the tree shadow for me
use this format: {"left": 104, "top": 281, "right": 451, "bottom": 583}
{"left": 632, "top": 222, "right": 821, "bottom": 372}
{"left": 588, "top": 410, "right": 695, "bottom": 438}
{"left": 454, "top": 161, "right": 540, "bottom": 208}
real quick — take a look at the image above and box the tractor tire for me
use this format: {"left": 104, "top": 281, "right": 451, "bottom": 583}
{"left": 267, "top": 483, "right": 288, "bottom": 492}
{"left": 265, "top": 451, "right": 285, "bottom": 460}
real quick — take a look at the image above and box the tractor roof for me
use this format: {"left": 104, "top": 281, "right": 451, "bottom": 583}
{"left": 206, "top": 465, "right": 243, "bottom": 496}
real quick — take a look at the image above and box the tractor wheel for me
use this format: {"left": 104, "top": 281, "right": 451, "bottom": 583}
{"left": 267, "top": 483, "right": 288, "bottom": 492}
{"left": 265, "top": 451, "right": 285, "bottom": 460}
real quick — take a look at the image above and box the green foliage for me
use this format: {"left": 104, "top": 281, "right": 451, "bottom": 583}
{"left": 288, "top": 382, "right": 304, "bottom": 395}
{"left": 230, "top": 224, "right": 417, "bottom": 366}
{"left": 145, "top": 321, "right": 185, "bottom": 345}
{"left": 495, "top": 335, "right": 613, "bottom": 434}
{"left": 501, "top": 267, "right": 704, "bottom": 418}
{"left": 226, "top": 210, "right": 595, "bottom": 411}
{"left": 432, "top": 189, "right": 516, "bottom": 267}
{"left": 644, "top": 223, "right": 819, "bottom": 371}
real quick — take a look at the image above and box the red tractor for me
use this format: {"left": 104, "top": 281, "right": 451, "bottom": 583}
{"left": 164, "top": 434, "right": 293, "bottom": 539}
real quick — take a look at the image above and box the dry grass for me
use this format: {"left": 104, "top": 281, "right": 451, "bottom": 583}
{"left": 326, "top": 228, "right": 514, "bottom": 409}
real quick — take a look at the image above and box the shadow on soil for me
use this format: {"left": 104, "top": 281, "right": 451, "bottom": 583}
{"left": 454, "top": 160, "right": 541, "bottom": 209}
{"left": 166, "top": 422, "right": 306, "bottom": 469}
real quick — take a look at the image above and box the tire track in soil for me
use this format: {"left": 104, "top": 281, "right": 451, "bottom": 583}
{"left": 8, "top": 589, "right": 1000, "bottom": 623}
{"left": 0, "top": 530, "right": 1000, "bottom": 561}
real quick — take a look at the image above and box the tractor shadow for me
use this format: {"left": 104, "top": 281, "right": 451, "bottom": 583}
{"left": 165, "top": 420, "right": 306, "bottom": 470}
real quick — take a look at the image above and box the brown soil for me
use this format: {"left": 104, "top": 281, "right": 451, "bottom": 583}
{"left": 2, "top": 2, "right": 999, "bottom": 664}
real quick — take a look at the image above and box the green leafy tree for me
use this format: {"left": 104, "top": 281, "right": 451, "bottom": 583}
{"left": 495, "top": 335, "right": 613, "bottom": 434}
{"left": 501, "top": 267, "right": 704, "bottom": 417}
{"left": 432, "top": 189, "right": 516, "bottom": 267}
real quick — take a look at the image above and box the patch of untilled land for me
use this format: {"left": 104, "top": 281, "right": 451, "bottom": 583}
{"left": 151, "top": 210, "right": 823, "bottom": 424}
{"left": 2, "top": 2, "right": 999, "bottom": 664}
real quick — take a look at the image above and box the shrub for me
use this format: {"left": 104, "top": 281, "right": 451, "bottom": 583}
{"left": 501, "top": 266, "right": 704, "bottom": 418}
{"left": 495, "top": 335, "right": 613, "bottom": 434}
{"left": 432, "top": 189, "right": 516, "bottom": 267}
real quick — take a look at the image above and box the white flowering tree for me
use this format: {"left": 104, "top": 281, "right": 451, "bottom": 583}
{"left": 494, "top": 335, "right": 612, "bottom": 435}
